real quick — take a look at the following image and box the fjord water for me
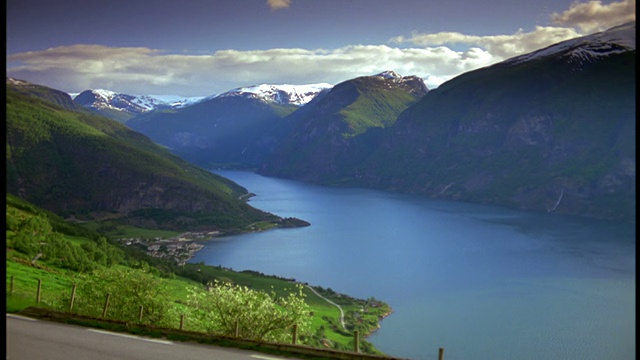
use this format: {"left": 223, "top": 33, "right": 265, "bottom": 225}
{"left": 189, "top": 170, "right": 635, "bottom": 360}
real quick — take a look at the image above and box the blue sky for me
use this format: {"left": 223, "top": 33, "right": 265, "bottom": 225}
{"left": 6, "top": 0, "right": 635, "bottom": 97}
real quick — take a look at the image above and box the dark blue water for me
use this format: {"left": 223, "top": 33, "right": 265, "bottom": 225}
{"left": 189, "top": 170, "right": 636, "bottom": 360}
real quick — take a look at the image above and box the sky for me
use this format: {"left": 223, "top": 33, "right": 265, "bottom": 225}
{"left": 6, "top": 0, "right": 636, "bottom": 98}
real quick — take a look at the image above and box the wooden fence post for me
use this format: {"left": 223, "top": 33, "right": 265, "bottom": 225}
{"left": 439, "top": 347, "right": 445, "bottom": 360}
{"left": 292, "top": 324, "right": 298, "bottom": 344}
{"left": 234, "top": 320, "right": 239, "bottom": 337}
{"left": 180, "top": 314, "right": 184, "bottom": 330}
{"left": 139, "top": 305, "right": 144, "bottom": 322}
{"left": 10, "top": 275, "right": 14, "bottom": 295}
{"left": 36, "top": 279, "right": 42, "bottom": 304}
{"left": 102, "top": 293, "right": 111, "bottom": 318}
{"left": 69, "top": 284, "right": 77, "bottom": 311}
{"left": 354, "top": 330, "right": 359, "bottom": 353}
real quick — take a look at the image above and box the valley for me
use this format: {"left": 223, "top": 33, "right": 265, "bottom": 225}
{"left": 65, "top": 23, "right": 635, "bottom": 224}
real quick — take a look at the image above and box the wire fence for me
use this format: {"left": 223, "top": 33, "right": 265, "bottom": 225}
{"left": 6, "top": 275, "right": 366, "bottom": 353}
{"left": 8, "top": 274, "right": 447, "bottom": 359}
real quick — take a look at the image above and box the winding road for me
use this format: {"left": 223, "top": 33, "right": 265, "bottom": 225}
{"left": 305, "top": 285, "right": 347, "bottom": 331}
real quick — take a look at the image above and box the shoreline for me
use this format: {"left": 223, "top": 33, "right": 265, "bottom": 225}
{"left": 119, "top": 231, "right": 394, "bottom": 353}
{"left": 118, "top": 214, "right": 311, "bottom": 265}
{"left": 365, "top": 308, "right": 394, "bottom": 337}
{"left": 120, "top": 223, "right": 393, "bottom": 349}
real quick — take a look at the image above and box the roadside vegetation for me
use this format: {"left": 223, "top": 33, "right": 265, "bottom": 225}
{"left": 6, "top": 193, "right": 391, "bottom": 354}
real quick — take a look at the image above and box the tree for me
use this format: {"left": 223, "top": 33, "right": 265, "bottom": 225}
{"left": 55, "top": 268, "right": 176, "bottom": 326}
{"left": 185, "top": 280, "right": 312, "bottom": 342}
{"left": 10, "top": 215, "right": 52, "bottom": 259}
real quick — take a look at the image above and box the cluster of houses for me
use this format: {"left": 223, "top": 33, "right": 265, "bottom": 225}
{"left": 118, "top": 231, "right": 220, "bottom": 265}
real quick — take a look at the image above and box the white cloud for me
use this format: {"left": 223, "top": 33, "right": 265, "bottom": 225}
{"left": 550, "top": 0, "right": 635, "bottom": 33}
{"left": 6, "top": 44, "right": 503, "bottom": 96}
{"left": 267, "top": 0, "right": 291, "bottom": 11}
{"left": 389, "top": 26, "right": 582, "bottom": 60}
{"left": 6, "top": 0, "right": 634, "bottom": 97}
{"left": 388, "top": 0, "right": 633, "bottom": 65}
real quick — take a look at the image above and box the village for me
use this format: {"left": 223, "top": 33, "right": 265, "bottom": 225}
{"left": 117, "top": 230, "right": 221, "bottom": 265}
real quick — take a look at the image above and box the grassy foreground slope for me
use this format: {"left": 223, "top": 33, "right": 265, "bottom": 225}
{"left": 6, "top": 194, "right": 392, "bottom": 355}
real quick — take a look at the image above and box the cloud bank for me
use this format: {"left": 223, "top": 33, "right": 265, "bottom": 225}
{"left": 550, "top": 0, "right": 635, "bottom": 33}
{"left": 6, "top": 0, "right": 634, "bottom": 97}
{"left": 8, "top": 44, "right": 486, "bottom": 96}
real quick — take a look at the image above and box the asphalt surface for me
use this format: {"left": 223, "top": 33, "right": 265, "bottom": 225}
{"left": 6, "top": 313, "right": 300, "bottom": 360}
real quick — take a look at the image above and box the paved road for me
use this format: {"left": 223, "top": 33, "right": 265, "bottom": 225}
{"left": 6, "top": 314, "right": 299, "bottom": 360}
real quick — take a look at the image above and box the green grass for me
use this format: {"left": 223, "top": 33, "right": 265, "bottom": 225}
{"left": 79, "top": 221, "right": 182, "bottom": 240}
{"left": 6, "top": 255, "right": 76, "bottom": 309}
{"left": 6, "top": 255, "right": 390, "bottom": 354}
{"left": 339, "top": 86, "right": 417, "bottom": 137}
{"left": 63, "top": 235, "right": 94, "bottom": 245}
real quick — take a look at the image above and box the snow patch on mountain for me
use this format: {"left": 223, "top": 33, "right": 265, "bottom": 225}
{"left": 72, "top": 89, "right": 207, "bottom": 114}
{"left": 371, "top": 70, "right": 429, "bottom": 95}
{"left": 506, "top": 21, "right": 635, "bottom": 65}
{"left": 216, "top": 83, "right": 334, "bottom": 106}
{"left": 147, "top": 94, "right": 209, "bottom": 108}
{"left": 376, "top": 70, "right": 403, "bottom": 79}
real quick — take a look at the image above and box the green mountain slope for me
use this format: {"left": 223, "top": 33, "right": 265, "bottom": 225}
{"left": 7, "top": 77, "right": 88, "bottom": 112}
{"left": 253, "top": 24, "right": 635, "bottom": 222}
{"left": 352, "top": 37, "right": 635, "bottom": 222}
{"left": 6, "top": 82, "right": 282, "bottom": 231}
{"left": 260, "top": 72, "right": 428, "bottom": 182}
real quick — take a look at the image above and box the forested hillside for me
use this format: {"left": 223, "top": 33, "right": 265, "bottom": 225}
{"left": 6, "top": 81, "right": 285, "bottom": 232}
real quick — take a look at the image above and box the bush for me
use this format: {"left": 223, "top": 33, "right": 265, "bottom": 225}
{"left": 53, "top": 268, "right": 178, "bottom": 327}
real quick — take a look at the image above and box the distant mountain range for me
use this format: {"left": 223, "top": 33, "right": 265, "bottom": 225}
{"left": 123, "top": 71, "right": 427, "bottom": 169}
{"left": 258, "top": 70, "right": 429, "bottom": 179}
{"left": 215, "top": 83, "right": 334, "bottom": 106}
{"left": 7, "top": 21, "right": 635, "bottom": 224}
{"left": 72, "top": 89, "right": 208, "bottom": 123}
{"left": 71, "top": 83, "right": 334, "bottom": 123}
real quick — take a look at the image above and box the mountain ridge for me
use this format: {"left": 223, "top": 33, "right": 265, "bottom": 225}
{"left": 7, "top": 21, "right": 634, "bottom": 222}
{"left": 73, "top": 89, "right": 208, "bottom": 123}
{"left": 215, "top": 83, "right": 334, "bottom": 106}
{"left": 258, "top": 71, "right": 429, "bottom": 181}
{"left": 339, "top": 22, "right": 636, "bottom": 222}
{"left": 72, "top": 83, "right": 334, "bottom": 123}
{"left": 5, "top": 81, "right": 291, "bottom": 232}
{"left": 505, "top": 21, "right": 635, "bottom": 65}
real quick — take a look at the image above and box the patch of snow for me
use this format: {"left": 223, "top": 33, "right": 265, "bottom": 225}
{"left": 506, "top": 21, "right": 635, "bottom": 65}
{"left": 92, "top": 89, "right": 118, "bottom": 101}
{"left": 147, "top": 94, "right": 208, "bottom": 107}
{"left": 72, "top": 89, "right": 210, "bottom": 113}
{"left": 216, "top": 83, "right": 333, "bottom": 106}
{"left": 375, "top": 70, "right": 403, "bottom": 79}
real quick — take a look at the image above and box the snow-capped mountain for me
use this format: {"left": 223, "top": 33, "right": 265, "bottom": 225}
{"left": 215, "top": 83, "right": 333, "bottom": 106}
{"left": 72, "top": 89, "right": 207, "bottom": 122}
{"left": 373, "top": 70, "right": 429, "bottom": 95}
{"left": 506, "top": 21, "right": 635, "bottom": 65}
